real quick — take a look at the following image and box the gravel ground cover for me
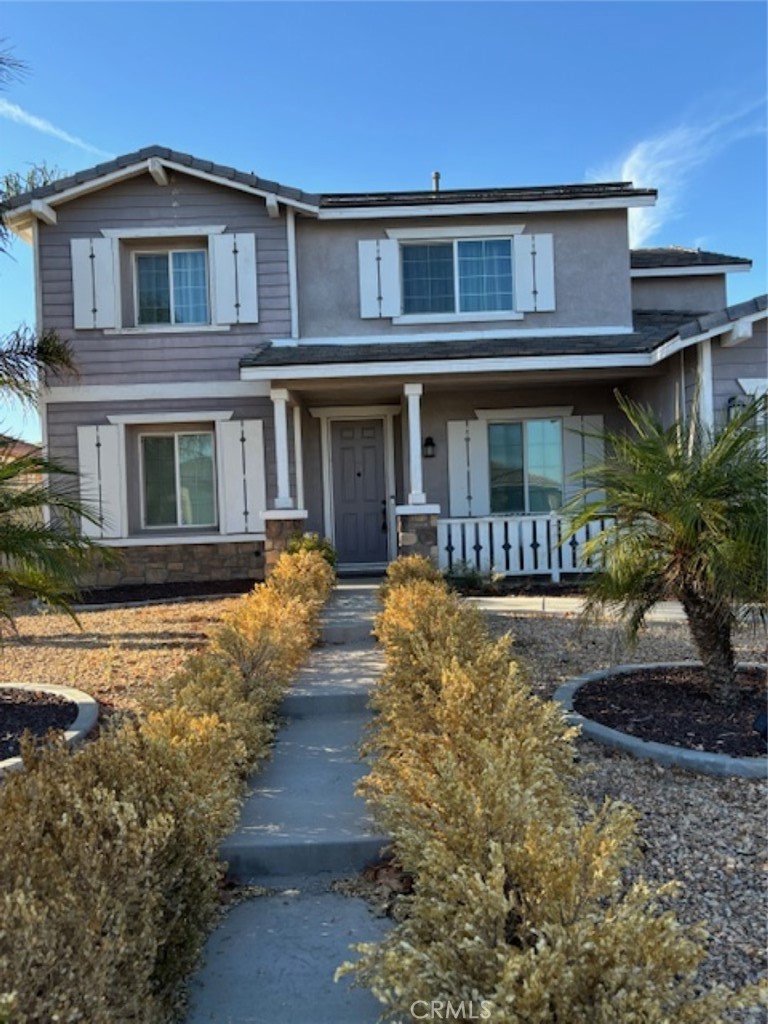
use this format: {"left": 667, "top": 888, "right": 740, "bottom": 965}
{"left": 0, "top": 597, "right": 242, "bottom": 719}
{"left": 0, "top": 598, "right": 765, "bottom": 1009}
{"left": 486, "top": 611, "right": 767, "bottom": 1011}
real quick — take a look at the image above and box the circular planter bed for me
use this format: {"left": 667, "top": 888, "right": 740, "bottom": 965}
{"left": 554, "top": 662, "right": 767, "bottom": 779}
{"left": 0, "top": 684, "right": 100, "bottom": 778}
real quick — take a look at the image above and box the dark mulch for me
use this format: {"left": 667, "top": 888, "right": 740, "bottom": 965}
{"left": 0, "top": 688, "right": 78, "bottom": 761}
{"left": 75, "top": 578, "right": 257, "bottom": 606}
{"left": 574, "top": 666, "right": 768, "bottom": 757}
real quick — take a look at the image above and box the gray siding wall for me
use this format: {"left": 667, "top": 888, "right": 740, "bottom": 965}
{"left": 631, "top": 275, "right": 727, "bottom": 312}
{"left": 296, "top": 210, "right": 633, "bottom": 337}
{"left": 419, "top": 383, "right": 626, "bottom": 512}
{"left": 38, "top": 171, "right": 290, "bottom": 385}
{"left": 45, "top": 395, "right": 294, "bottom": 518}
{"left": 712, "top": 323, "right": 767, "bottom": 416}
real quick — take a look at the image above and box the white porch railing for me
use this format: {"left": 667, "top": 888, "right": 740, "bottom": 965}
{"left": 437, "top": 514, "right": 611, "bottom": 582}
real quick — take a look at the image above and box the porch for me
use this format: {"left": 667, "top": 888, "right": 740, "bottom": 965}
{"left": 259, "top": 372, "right": 626, "bottom": 577}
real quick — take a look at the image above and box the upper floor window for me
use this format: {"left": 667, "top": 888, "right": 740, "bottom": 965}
{"left": 70, "top": 231, "right": 259, "bottom": 331}
{"left": 402, "top": 239, "right": 514, "bottom": 315}
{"left": 358, "top": 232, "right": 554, "bottom": 321}
{"left": 135, "top": 249, "right": 209, "bottom": 326}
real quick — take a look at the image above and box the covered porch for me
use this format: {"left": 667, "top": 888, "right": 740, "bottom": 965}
{"left": 251, "top": 366, "right": 649, "bottom": 577}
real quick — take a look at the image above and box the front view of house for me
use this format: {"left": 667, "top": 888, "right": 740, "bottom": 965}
{"left": 5, "top": 147, "right": 767, "bottom": 585}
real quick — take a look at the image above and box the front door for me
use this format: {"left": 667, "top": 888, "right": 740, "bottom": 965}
{"left": 331, "top": 419, "right": 388, "bottom": 564}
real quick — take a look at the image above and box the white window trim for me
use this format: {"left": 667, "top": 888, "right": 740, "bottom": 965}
{"left": 103, "top": 324, "right": 230, "bottom": 335}
{"left": 386, "top": 224, "right": 525, "bottom": 240}
{"left": 476, "top": 405, "right": 574, "bottom": 420}
{"left": 488, "top": 416, "right": 565, "bottom": 516}
{"left": 108, "top": 411, "right": 233, "bottom": 425}
{"left": 133, "top": 248, "right": 210, "bottom": 328}
{"left": 399, "top": 234, "right": 519, "bottom": 321}
{"left": 139, "top": 429, "right": 218, "bottom": 530}
{"left": 101, "top": 226, "right": 227, "bottom": 238}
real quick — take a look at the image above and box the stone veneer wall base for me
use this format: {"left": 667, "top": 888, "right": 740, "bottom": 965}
{"left": 396, "top": 511, "right": 439, "bottom": 563}
{"left": 79, "top": 541, "right": 265, "bottom": 588}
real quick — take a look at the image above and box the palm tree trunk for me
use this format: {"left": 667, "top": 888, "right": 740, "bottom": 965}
{"left": 678, "top": 587, "right": 737, "bottom": 705}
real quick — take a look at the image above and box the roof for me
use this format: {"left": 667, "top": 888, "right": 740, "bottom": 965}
{"left": 2, "top": 144, "right": 321, "bottom": 212}
{"left": 320, "top": 181, "right": 656, "bottom": 209}
{"left": 3, "top": 144, "right": 655, "bottom": 220}
{"left": 631, "top": 247, "right": 751, "bottom": 270}
{"left": 240, "top": 295, "right": 767, "bottom": 370}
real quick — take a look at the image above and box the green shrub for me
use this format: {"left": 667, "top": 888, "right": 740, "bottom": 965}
{"left": 212, "top": 587, "right": 314, "bottom": 697}
{"left": 0, "top": 713, "right": 240, "bottom": 1024}
{"left": 0, "top": 548, "right": 335, "bottom": 1023}
{"left": 266, "top": 548, "right": 335, "bottom": 633}
{"left": 378, "top": 553, "right": 443, "bottom": 601}
{"left": 340, "top": 578, "right": 763, "bottom": 1022}
{"left": 286, "top": 530, "right": 337, "bottom": 567}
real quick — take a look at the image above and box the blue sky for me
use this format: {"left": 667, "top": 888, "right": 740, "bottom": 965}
{"left": 1, "top": 0, "right": 766, "bottom": 441}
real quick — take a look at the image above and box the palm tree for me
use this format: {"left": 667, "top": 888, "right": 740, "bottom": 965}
{"left": 0, "top": 331, "right": 106, "bottom": 622}
{"left": 566, "top": 392, "right": 767, "bottom": 705}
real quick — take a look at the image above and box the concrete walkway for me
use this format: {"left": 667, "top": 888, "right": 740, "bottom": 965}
{"left": 186, "top": 582, "right": 389, "bottom": 1024}
{"left": 186, "top": 580, "right": 688, "bottom": 1022}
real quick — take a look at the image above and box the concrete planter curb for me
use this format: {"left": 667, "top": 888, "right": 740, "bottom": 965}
{"left": 553, "top": 662, "right": 767, "bottom": 779}
{"left": 0, "top": 683, "right": 100, "bottom": 779}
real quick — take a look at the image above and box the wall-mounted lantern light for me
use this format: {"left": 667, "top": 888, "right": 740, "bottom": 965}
{"left": 422, "top": 436, "right": 436, "bottom": 459}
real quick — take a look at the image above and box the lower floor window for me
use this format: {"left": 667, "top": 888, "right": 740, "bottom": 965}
{"left": 489, "top": 419, "right": 563, "bottom": 513}
{"left": 141, "top": 432, "right": 217, "bottom": 527}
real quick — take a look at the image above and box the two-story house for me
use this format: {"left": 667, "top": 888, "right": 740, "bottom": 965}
{"left": 4, "top": 146, "right": 766, "bottom": 586}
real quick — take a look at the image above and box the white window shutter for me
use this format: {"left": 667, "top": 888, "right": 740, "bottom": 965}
{"left": 358, "top": 239, "right": 401, "bottom": 318}
{"left": 447, "top": 419, "right": 490, "bottom": 517}
{"left": 211, "top": 233, "right": 259, "bottom": 325}
{"left": 77, "top": 424, "right": 125, "bottom": 538}
{"left": 71, "top": 238, "right": 117, "bottom": 329}
{"left": 218, "top": 419, "right": 266, "bottom": 534}
{"left": 562, "top": 414, "right": 604, "bottom": 505}
{"left": 513, "top": 233, "right": 555, "bottom": 313}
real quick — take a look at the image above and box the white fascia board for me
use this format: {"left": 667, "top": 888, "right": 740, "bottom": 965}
{"left": 241, "top": 310, "right": 767, "bottom": 382}
{"left": 242, "top": 353, "right": 655, "bottom": 381}
{"left": 631, "top": 264, "right": 751, "bottom": 277}
{"left": 159, "top": 161, "right": 319, "bottom": 214}
{"left": 317, "top": 196, "right": 656, "bottom": 220}
{"left": 6, "top": 158, "right": 320, "bottom": 224}
{"left": 41, "top": 380, "right": 271, "bottom": 405}
{"left": 30, "top": 199, "right": 57, "bottom": 225}
{"left": 272, "top": 324, "right": 633, "bottom": 347}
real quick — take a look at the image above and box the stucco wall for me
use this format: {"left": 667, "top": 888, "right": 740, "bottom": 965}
{"left": 296, "top": 209, "right": 633, "bottom": 337}
{"left": 631, "top": 275, "right": 727, "bottom": 312}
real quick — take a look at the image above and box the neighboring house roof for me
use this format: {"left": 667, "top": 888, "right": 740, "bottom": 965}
{"left": 0, "top": 436, "right": 40, "bottom": 459}
{"left": 240, "top": 295, "right": 767, "bottom": 372}
{"left": 630, "top": 247, "right": 751, "bottom": 275}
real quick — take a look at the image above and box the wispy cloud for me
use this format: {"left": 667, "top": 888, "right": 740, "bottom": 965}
{"left": 0, "top": 99, "right": 114, "bottom": 159}
{"left": 590, "top": 100, "right": 766, "bottom": 247}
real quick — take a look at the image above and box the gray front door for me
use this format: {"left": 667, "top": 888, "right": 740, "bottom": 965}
{"left": 331, "top": 419, "right": 388, "bottom": 564}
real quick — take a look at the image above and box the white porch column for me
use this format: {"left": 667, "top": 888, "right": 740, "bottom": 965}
{"left": 404, "top": 382, "right": 426, "bottom": 504}
{"left": 697, "top": 339, "right": 714, "bottom": 430}
{"left": 270, "top": 387, "right": 294, "bottom": 509}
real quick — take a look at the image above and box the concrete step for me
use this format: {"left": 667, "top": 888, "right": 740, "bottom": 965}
{"left": 221, "top": 710, "right": 387, "bottom": 883}
{"left": 281, "top": 639, "right": 382, "bottom": 718}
